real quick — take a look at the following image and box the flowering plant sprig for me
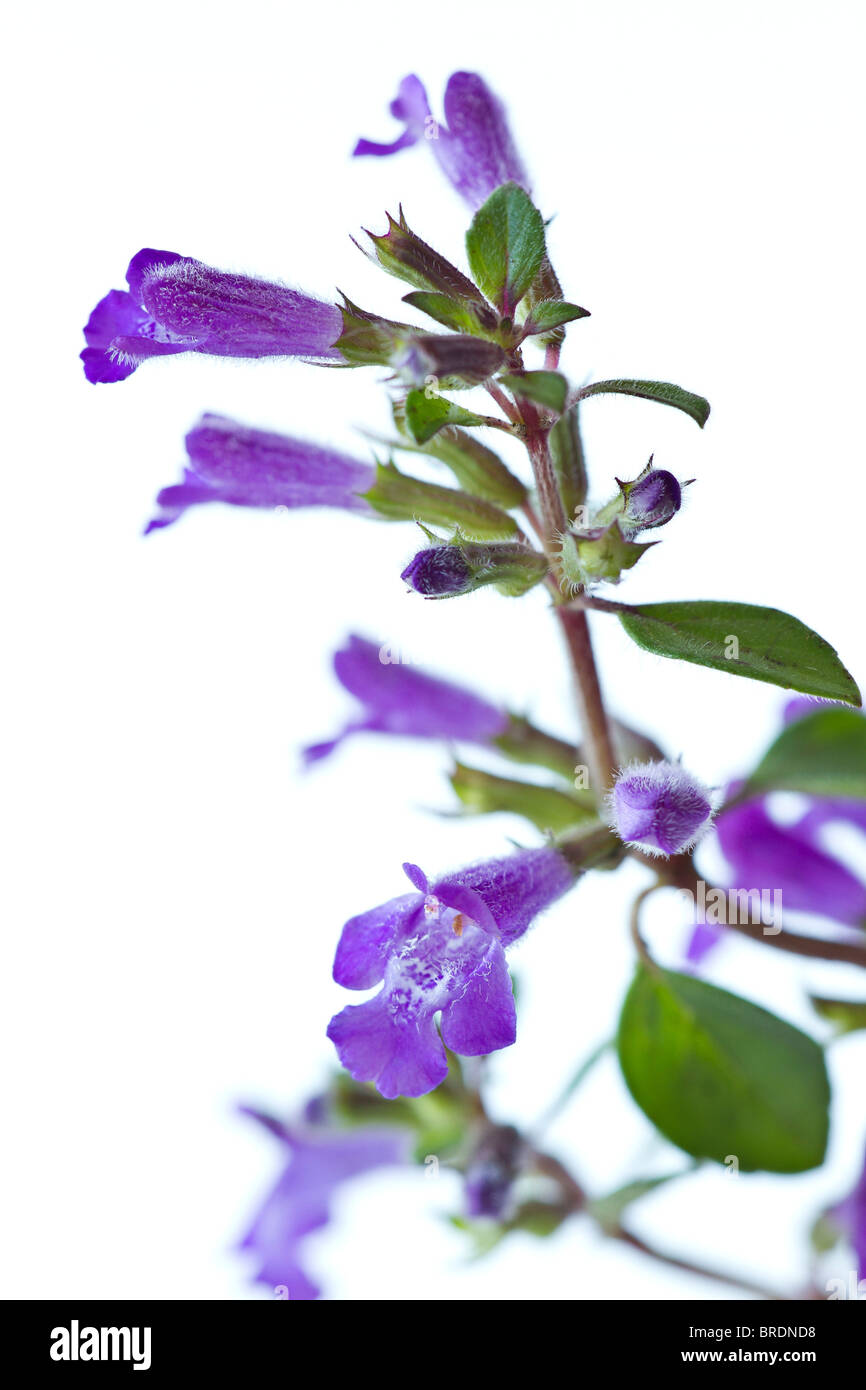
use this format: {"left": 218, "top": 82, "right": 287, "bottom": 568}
{"left": 86, "top": 70, "right": 866, "bottom": 1300}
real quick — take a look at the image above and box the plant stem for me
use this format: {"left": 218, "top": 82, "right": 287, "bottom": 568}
{"left": 516, "top": 394, "right": 617, "bottom": 795}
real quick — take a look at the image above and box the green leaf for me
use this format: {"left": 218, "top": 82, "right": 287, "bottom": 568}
{"left": 363, "top": 461, "right": 518, "bottom": 540}
{"left": 451, "top": 762, "right": 595, "bottom": 833}
{"left": 548, "top": 405, "right": 588, "bottom": 519}
{"left": 809, "top": 995, "right": 866, "bottom": 1036}
{"left": 403, "top": 389, "right": 489, "bottom": 445}
{"left": 466, "top": 182, "right": 546, "bottom": 314}
{"left": 618, "top": 967, "right": 830, "bottom": 1173}
{"left": 588, "top": 1173, "right": 682, "bottom": 1234}
{"left": 403, "top": 291, "right": 496, "bottom": 336}
{"left": 578, "top": 379, "right": 711, "bottom": 428}
{"left": 616, "top": 600, "right": 861, "bottom": 703}
{"left": 747, "top": 708, "right": 866, "bottom": 797}
{"left": 523, "top": 300, "right": 591, "bottom": 335}
{"left": 499, "top": 370, "right": 568, "bottom": 414}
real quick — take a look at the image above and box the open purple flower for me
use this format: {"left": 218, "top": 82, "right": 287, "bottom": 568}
{"left": 145, "top": 415, "right": 375, "bottom": 533}
{"left": 354, "top": 72, "right": 529, "bottom": 210}
{"left": 302, "top": 634, "right": 508, "bottom": 764}
{"left": 238, "top": 1106, "right": 409, "bottom": 1300}
{"left": 609, "top": 760, "right": 714, "bottom": 857}
{"left": 327, "top": 848, "right": 575, "bottom": 1099}
{"left": 81, "top": 248, "right": 343, "bottom": 383}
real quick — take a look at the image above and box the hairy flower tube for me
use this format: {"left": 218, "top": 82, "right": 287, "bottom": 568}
{"left": 610, "top": 760, "right": 714, "bottom": 857}
{"left": 81, "top": 249, "right": 342, "bottom": 383}
{"left": 327, "top": 849, "right": 575, "bottom": 1099}
{"left": 238, "top": 1106, "right": 409, "bottom": 1300}
{"left": 354, "top": 71, "right": 529, "bottom": 210}
{"left": 145, "top": 415, "right": 375, "bottom": 532}
{"left": 621, "top": 467, "right": 683, "bottom": 534}
{"left": 302, "top": 634, "right": 508, "bottom": 764}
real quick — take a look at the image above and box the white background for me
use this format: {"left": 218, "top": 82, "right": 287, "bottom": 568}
{"left": 3, "top": 0, "right": 866, "bottom": 1300}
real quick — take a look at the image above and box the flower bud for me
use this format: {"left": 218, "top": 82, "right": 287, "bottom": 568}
{"left": 401, "top": 540, "right": 548, "bottom": 599}
{"left": 609, "top": 760, "right": 713, "bottom": 857}
{"left": 619, "top": 462, "right": 683, "bottom": 534}
{"left": 464, "top": 1125, "right": 524, "bottom": 1222}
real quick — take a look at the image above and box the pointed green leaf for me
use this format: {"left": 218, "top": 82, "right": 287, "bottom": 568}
{"left": 404, "top": 389, "right": 490, "bottom": 445}
{"left": 809, "top": 995, "right": 866, "bottom": 1036}
{"left": 451, "top": 762, "right": 595, "bottom": 833}
{"left": 402, "top": 291, "right": 497, "bottom": 336}
{"left": 747, "top": 707, "right": 866, "bottom": 797}
{"left": 618, "top": 967, "right": 830, "bottom": 1173}
{"left": 588, "top": 1174, "right": 682, "bottom": 1235}
{"left": 579, "top": 379, "right": 711, "bottom": 428}
{"left": 523, "top": 300, "right": 591, "bottom": 335}
{"left": 363, "top": 461, "right": 518, "bottom": 540}
{"left": 499, "top": 370, "right": 568, "bottom": 414}
{"left": 466, "top": 183, "right": 546, "bottom": 314}
{"left": 616, "top": 600, "right": 861, "bottom": 703}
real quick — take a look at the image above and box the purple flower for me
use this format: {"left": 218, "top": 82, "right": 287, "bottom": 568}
{"left": 238, "top": 1106, "right": 409, "bottom": 1300}
{"left": 830, "top": 1148, "right": 866, "bottom": 1279}
{"left": 715, "top": 795, "right": 866, "bottom": 928}
{"left": 621, "top": 468, "right": 683, "bottom": 534}
{"left": 354, "top": 72, "right": 530, "bottom": 210}
{"left": 464, "top": 1124, "right": 524, "bottom": 1221}
{"left": 302, "top": 634, "right": 508, "bottom": 764}
{"left": 145, "top": 415, "right": 375, "bottom": 533}
{"left": 327, "top": 848, "right": 575, "bottom": 1099}
{"left": 81, "top": 248, "right": 342, "bottom": 383}
{"left": 401, "top": 546, "right": 472, "bottom": 597}
{"left": 609, "top": 760, "right": 714, "bottom": 857}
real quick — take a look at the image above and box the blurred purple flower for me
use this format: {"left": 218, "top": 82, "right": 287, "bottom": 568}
{"left": 354, "top": 72, "right": 530, "bottom": 210}
{"left": 610, "top": 760, "right": 713, "bottom": 857}
{"left": 327, "top": 849, "right": 574, "bottom": 1099}
{"left": 685, "top": 701, "right": 866, "bottom": 965}
{"left": 81, "top": 249, "right": 342, "bottom": 383}
{"left": 238, "top": 1106, "right": 409, "bottom": 1300}
{"left": 145, "top": 415, "right": 375, "bottom": 533}
{"left": 302, "top": 634, "right": 507, "bottom": 764}
{"left": 830, "top": 1147, "right": 866, "bottom": 1279}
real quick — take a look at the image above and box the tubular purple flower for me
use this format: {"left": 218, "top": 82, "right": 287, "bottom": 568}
{"left": 302, "top": 634, "right": 508, "bottom": 764}
{"left": 354, "top": 72, "right": 530, "bottom": 210}
{"left": 81, "top": 248, "right": 343, "bottom": 383}
{"left": 145, "top": 415, "right": 376, "bottom": 532}
{"left": 238, "top": 1106, "right": 409, "bottom": 1300}
{"left": 610, "top": 760, "right": 714, "bottom": 857}
{"left": 327, "top": 848, "right": 575, "bottom": 1099}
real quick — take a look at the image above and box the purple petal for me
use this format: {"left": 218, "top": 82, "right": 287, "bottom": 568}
{"left": 684, "top": 921, "right": 725, "bottom": 968}
{"left": 353, "top": 74, "right": 431, "bottom": 157}
{"left": 716, "top": 800, "right": 866, "bottom": 928}
{"left": 327, "top": 633, "right": 508, "bottom": 744}
{"left": 83, "top": 288, "right": 153, "bottom": 349}
{"left": 439, "top": 936, "right": 515, "bottom": 1055}
{"left": 327, "top": 996, "right": 448, "bottom": 1100}
{"left": 126, "top": 247, "right": 185, "bottom": 301}
{"left": 401, "top": 863, "right": 429, "bottom": 893}
{"left": 434, "top": 72, "right": 530, "bottom": 209}
{"left": 830, "top": 1150, "right": 866, "bottom": 1279}
{"left": 138, "top": 258, "right": 343, "bottom": 359}
{"left": 333, "top": 892, "right": 421, "bottom": 989}
{"left": 146, "top": 416, "right": 376, "bottom": 530}
{"left": 437, "top": 846, "right": 573, "bottom": 946}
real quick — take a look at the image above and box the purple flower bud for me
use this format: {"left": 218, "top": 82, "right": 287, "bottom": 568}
{"left": 621, "top": 468, "right": 682, "bottom": 533}
{"left": 610, "top": 760, "right": 713, "bottom": 857}
{"left": 81, "top": 249, "right": 342, "bottom": 383}
{"left": 145, "top": 415, "right": 376, "bottom": 533}
{"left": 402, "top": 542, "right": 549, "bottom": 601}
{"left": 464, "top": 1125, "right": 523, "bottom": 1221}
{"left": 354, "top": 72, "right": 529, "bottom": 211}
{"left": 401, "top": 547, "right": 472, "bottom": 597}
